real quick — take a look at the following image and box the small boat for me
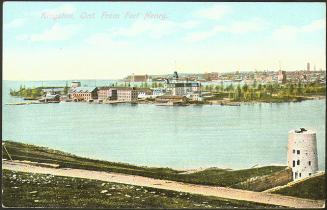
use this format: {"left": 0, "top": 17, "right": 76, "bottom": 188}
{"left": 176, "top": 103, "right": 189, "bottom": 106}
{"left": 155, "top": 102, "right": 174, "bottom": 106}
{"left": 155, "top": 101, "right": 189, "bottom": 106}
{"left": 221, "top": 102, "right": 241, "bottom": 106}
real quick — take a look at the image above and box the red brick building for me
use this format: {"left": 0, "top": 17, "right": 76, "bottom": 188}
{"left": 116, "top": 87, "right": 138, "bottom": 102}
{"left": 71, "top": 87, "right": 98, "bottom": 102}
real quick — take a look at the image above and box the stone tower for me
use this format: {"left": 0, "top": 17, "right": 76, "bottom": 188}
{"left": 287, "top": 128, "right": 318, "bottom": 180}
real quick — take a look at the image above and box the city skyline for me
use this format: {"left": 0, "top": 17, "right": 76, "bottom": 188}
{"left": 3, "top": 2, "right": 326, "bottom": 81}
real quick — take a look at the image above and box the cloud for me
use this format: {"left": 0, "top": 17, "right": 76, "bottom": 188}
{"left": 195, "top": 5, "right": 230, "bottom": 20}
{"left": 114, "top": 20, "right": 175, "bottom": 39}
{"left": 85, "top": 32, "right": 127, "bottom": 47}
{"left": 112, "top": 19, "right": 199, "bottom": 39}
{"left": 184, "top": 30, "right": 217, "bottom": 43}
{"left": 84, "top": 20, "right": 200, "bottom": 48}
{"left": 223, "top": 18, "right": 266, "bottom": 33}
{"left": 17, "top": 23, "right": 81, "bottom": 42}
{"left": 4, "top": 18, "right": 26, "bottom": 29}
{"left": 302, "top": 18, "right": 325, "bottom": 32}
{"left": 180, "top": 20, "right": 200, "bottom": 29}
{"left": 272, "top": 18, "right": 325, "bottom": 41}
{"left": 185, "top": 18, "right": 266, "bottom": 42}
{"left": 271, "top": 26, "right": 298, "bottom": 41}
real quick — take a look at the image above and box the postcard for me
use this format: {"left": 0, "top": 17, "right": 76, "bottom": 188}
{"left": 2, "top": 1, "right": 326, "bottom": 209}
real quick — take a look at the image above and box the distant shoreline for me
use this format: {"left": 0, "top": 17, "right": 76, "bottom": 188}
{"left": 5, "top": 95, "right": 325, "bottom": 106}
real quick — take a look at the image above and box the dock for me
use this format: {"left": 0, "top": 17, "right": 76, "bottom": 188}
{"left": 6, "top": 102, "right": 43, "bottom": 106}
{"left": 104, "top": 100, "right": 127, "bottom": 104}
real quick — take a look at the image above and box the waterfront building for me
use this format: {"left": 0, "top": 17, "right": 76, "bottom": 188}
{"left": 186, "top": 91, "right": 203, "bottom": 101}
{"left": 151, "top": 88, "right": 166, "bottom": 97}
{"left": 39, "top": 93, "right": 61, "bottom": 103}
{"left": 287, "top": 128, "right": 318, "bottom": 180}
{"left": 97, "top": 87, "right": 119, "bottom": 101}
{"left": 42, "top": 88, "right": 64, "bottom": 95}
{"left": 97, "top": 87, "right": 110, "bottom": 101}
{"left": 71, "top": 81, "right": 81, "bottom": 88}
{"left": 116, "top": 87, "right": 138, "bottom": 102}
{"left": 163, "top": 71, "right": 202, "bottom": 97}
{"left": 166, "top": 81, "right": 201, "bottom": 96}
{"left": 71, "top": 87, "right": 98, "bottom": 102}
{"left": 110, "top": 88, "right": 118, "bottom": 100}
{"left": 137, "top": 88, "right": 152, "bottom": 99}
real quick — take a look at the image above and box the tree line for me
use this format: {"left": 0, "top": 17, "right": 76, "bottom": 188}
{"left": 10, "top": 85, "right": 70, "bottom": 99}
{"left": 202, "top": 82, "right": 326, "bottom": 102}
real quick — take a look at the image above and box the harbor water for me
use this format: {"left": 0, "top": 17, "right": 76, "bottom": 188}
{"left": 2, "top": 80, "right": 325, "bottom": 170}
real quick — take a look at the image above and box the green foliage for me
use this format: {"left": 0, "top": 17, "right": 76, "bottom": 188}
{"left": 151, "top": 82, "right": 159, "bottom": 88}
{"left": 201, "top": 82, "right": 325, "bottom": 103}
{"left": 63, "top": 86, "right": 70, "bottom": 95}
{"left": 10, "top": 87, "right": 44, "bottom": 99}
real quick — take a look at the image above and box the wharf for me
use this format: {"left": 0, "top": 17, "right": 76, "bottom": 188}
{"left": 6, "top": 102, "right": 43, "bottom": 105}
{"left": 104, "top": 100, "right": 127, "bottom": 104}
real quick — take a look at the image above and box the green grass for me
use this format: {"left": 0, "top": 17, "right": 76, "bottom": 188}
{"left": 272, "top": 174, "right": 325, "bottom": 200}
{"left": 2, "top": 169, "right": 282, "bottom": 208}
{"left": 3, "top": 140, "right": 288, "bottom": 189}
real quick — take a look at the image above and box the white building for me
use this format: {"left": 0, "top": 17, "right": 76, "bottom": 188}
{"left": 287, "top": 128, "right": 318, "bottom": 180}
{"left": 151, "top": 88, "right": 165, "bottom": 97}
{"left": 137, "top": 88, "right": 152, "bottom": 99}
{"left": 166, "top": 82, "right": 201, "bottom": 96}
{"left": 186, "top": 91, "right": 203, "bottom": 101}
{"left": 164, "top": 71, "right": 202, "bottom": 97}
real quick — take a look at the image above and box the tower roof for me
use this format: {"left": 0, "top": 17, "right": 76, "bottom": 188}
{"left": 289, "top": 128, "right": 316, "bottom": 134}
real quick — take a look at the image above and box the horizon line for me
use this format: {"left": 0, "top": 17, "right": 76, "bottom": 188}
{"left": 3, "top": 69, "right": 326, "bottom": 82}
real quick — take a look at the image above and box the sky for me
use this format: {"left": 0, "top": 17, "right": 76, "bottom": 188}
{"left": 3, "top": 2, "right": 326, "bottom": 80}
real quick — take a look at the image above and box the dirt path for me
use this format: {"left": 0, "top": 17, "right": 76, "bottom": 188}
{"left": 3, "top": 161, "right": 324, "bottom": 208}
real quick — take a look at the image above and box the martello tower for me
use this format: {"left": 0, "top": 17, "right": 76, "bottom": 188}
{"left": 287, "top": 128, "right": 318, "bottom": 180}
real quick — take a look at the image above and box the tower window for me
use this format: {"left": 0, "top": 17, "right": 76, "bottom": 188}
{"left": 299, "top": 173, "right": 301, "bottom": 178}
{"left": 309, "top": 173, "right": 312, "bottom": 176}
{"left": 293, "top": 149, "right": 295, "bottom": 154}
{"left": 293, "top": 161, "right": 295, "bottom": 167}
{"left": 297, "top": 150, "right": 300, "bottom": 154}
{"left": 297, "top": 160, "right": 300, "bottom": 165}
{"left": 308, "top": 161, "right": 311, "bottom": 166}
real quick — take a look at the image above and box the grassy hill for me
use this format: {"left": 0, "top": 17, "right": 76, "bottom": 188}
{"left": 272, "top": 174, "right": 325, "bottom": 200}
{"left": 231, "top": 167, "right": 292, "bottom": 191}
{"left": 3, "top": 140, "right": 289, "bottom": 190}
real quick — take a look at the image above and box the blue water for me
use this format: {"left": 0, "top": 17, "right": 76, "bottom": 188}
{"left": 2, "top": 80, "right": 326, "bottom": 170}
